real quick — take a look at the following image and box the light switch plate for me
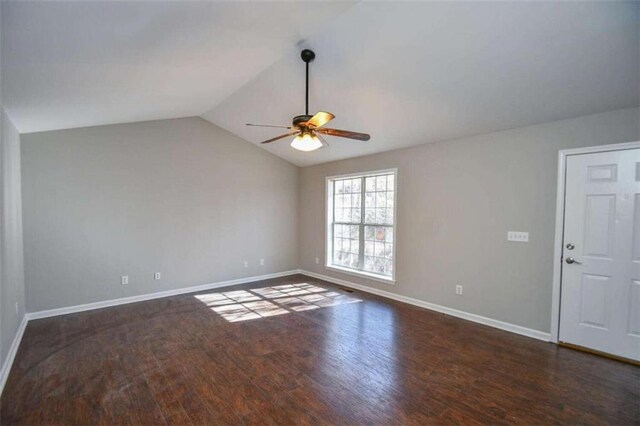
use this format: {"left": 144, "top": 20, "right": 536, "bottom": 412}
{"left": 507, "top": 231, "right": 529, "bottom": 242}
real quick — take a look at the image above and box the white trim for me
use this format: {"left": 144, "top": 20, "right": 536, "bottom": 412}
{"left": 27, "top": 270, "right": 300, "bottom": 320}
{"left": 324, "top": 168, "right": 399, "bottom": 181}
{"left": 550, "top": 141, "right": 640, "bottom": 343}
{"left": 301, "top": 270, "right": 551, "bottom": 342}
{"left": 325, "top": 265, "right": 395, "bottom": 284}
{"left": 325, "top": 167, "right": 398, "bottom": 283}
{"left": 553, "top": 141, "right": 640, "bottom": 157}
{"left": 0, "top": 314, "right": 28, "bottom": 397}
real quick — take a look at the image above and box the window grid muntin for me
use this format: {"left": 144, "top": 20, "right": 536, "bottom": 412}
{"left": 330, "top": 171, "right": 395, "bottom": 278}
{"left": 333, "top": 177, "right": 362, "bottom": 225}
{"left": 332, "top": 223, "right": 360, "bottom": 269}
{"left": 364, "top": 174, "right": 394, "bottom": 226}
{"left": 363, "top": 225, "right": 393, "bottom": 276}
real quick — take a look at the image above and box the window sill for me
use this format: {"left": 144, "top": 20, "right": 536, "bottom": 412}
{"left": 325, "top": 265, "right": 396, "bottom": 284}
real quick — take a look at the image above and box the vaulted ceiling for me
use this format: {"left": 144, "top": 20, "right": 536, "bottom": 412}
{"left": 1, "top": 1, "right": 356, "bottom": 133}
{"left": 2, "top": 1, "right": 639, "bottom": 166}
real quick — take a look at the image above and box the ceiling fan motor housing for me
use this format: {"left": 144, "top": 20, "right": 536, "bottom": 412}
{"left": 293, "top": 115, "right": 313, "bottom": 127}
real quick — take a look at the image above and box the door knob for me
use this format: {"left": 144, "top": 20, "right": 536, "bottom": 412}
{"left": 565, "top": 257, "right": 582, "bottom": 265}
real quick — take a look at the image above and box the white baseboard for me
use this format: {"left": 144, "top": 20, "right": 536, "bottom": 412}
{"left": 28, "top": 270, "right": 301, "bottom": 321}
{"left": 300, "top": 270, "right": 551, "bottom": 342}
{"left": 0, "top": 314, "right": 28, "bottom": 397}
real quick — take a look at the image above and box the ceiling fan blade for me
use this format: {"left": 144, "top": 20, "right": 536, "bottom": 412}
{"left": 306, "top": 111, "right": 335, "bottom": 128}
{"left": 260, "top": 131, "right": 299, "bottom": 144}
{"left": 246, "top": 123, "right": 292, "bottom": 129}
{"left": 315, "top": 127, "right": 370, "bottom": 141}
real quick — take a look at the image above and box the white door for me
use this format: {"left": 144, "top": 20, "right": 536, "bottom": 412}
{"left": 559, "top": 147, "right": 640, "bottom": 361}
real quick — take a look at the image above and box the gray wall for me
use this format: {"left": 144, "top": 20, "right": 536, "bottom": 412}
{"left": 1, "top": 109, "right": 26, "bottom": 364}
{"left": 299, "top": 107, "right": 640, "bottom": 333}
{"left": 18, "top": 107, "right": 640, "bottom": 331}
{"left": 21, "top": 117, "right": 298, "bottom": 312}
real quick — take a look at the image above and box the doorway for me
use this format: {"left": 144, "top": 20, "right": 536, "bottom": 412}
{"left": 551, "top": 142, "right": 640, "bottom": 362}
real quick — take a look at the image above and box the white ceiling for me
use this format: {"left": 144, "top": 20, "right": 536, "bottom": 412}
{"left": 0, "top": 1, "right": 355, "bottom": 133}
{"left": 2, "top": 1, "right": 639, "bottom": 167}
{"left": 204, "top": 1, "right": 640, "bottom": 166}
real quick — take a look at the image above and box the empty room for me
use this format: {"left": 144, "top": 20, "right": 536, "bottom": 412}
{"left": 0, "top": 1, "right": 639, "bottom": 424}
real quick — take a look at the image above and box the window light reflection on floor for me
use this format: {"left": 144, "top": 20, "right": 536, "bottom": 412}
{"left": 194, "top": 283, "right": 362, "bottom": 322}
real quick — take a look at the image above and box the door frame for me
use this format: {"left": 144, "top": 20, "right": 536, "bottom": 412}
{"left": 550, "top": 140, "right": 640, "bottom": 343}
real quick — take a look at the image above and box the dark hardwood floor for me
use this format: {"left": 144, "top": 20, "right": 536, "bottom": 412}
{"left": 2, "top": 274, "right": 638, "bottom": 425}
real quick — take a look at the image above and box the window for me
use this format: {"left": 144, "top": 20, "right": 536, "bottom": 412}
{"left": 326, "top": 169, "right": 396, "bottom": 282}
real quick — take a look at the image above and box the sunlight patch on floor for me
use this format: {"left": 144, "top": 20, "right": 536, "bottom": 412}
{"left": 194, "top": 283, "right": 362, "bottom": 322}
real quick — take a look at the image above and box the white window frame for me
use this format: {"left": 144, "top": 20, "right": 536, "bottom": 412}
{"left": 325, "top": 168, "right": 398, "bottom": 284}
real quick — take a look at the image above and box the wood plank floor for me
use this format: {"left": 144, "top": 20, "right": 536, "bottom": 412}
{"left": 2, "top": 274, "right": 638, "bottom": 425}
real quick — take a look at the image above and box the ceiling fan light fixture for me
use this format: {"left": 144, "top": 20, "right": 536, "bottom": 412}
{"left": 291, "top": 133, "right": 322, "bottom": 152}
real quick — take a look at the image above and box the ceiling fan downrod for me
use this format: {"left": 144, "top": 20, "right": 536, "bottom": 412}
{"left": 301, "top": 49, "right": 315, "bottom": 117}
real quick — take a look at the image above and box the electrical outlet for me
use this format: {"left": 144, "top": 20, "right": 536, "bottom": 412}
{"left": 455, "top": 285, "right": 463, "bottom": 295}
{"left": 154, "top": 272, "right": 161, "bottom": 280}
{"left": 121, "top": 275, "right": 129, "bottom": 285}
{"left": 260, "top": 258, "right": 265, "bottom": 266}
{"left": 244, "top": 260, "right": 249, "bottom": 268}
{"left": 507, "top": 231, "right": 529, "bottom": 242}
{"left": 315, "top": 257, "right": 320, "bottom": 264}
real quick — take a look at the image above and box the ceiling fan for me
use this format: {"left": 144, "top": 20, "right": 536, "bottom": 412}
{"left": 246, "top": 49, "right": 370, "bottom": 152}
